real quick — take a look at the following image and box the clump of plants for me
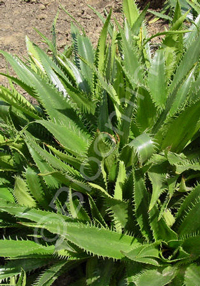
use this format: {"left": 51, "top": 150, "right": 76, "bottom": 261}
{"left": 0, "top": 0, "right": 200, "bottom": 285}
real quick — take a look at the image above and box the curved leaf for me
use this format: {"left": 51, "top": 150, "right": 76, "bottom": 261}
{"left": 31, "top": 221, "right": 141, "bottom": 260}
{"left": 33, "top": 261, "right": 68, "bottom": 286}
{"left": 0, "top": 86, "right": 40, "bottom": 120}
{"left": 123, "top": 242, "right": 163, "bottom": 267}
{"left": 35, "top": 120, "right": 90, "bottom": 156}
{"left": 14, "top": 176, "right": 36, "bottom": 208}
{"left": 136, "top": 267, "right": 175, "bottom": 286}
{"left": 121, "top": 133, "right": 156, "bottom": 167}
{"left": 0, "top": 239, "right": 54, "bottom": 258}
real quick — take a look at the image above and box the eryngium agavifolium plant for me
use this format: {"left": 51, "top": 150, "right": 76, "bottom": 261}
{"left": 0, "top": 0, "right": 200, "bottom": 285}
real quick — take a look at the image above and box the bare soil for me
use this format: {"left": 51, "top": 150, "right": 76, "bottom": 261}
{"left": 0, "top": 0, "right": 167, "bottom": 87}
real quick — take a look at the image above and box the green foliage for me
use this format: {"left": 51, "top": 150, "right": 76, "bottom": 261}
{"left": 1, "top": 0, "right": 200, "bottom": 285}
{"left": 149, "top": 0, "right": 200, "bottom": 21}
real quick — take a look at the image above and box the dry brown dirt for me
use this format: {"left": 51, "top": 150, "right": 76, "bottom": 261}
{"left": 0, "top": 0, "right": 121, "bottom": 86}
{"left": 0, "top": 0, "right": 167, "bottom": 87}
